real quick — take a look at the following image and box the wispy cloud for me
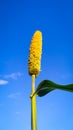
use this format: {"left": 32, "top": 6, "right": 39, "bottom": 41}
{"left": 16, "top": 111, "right": 21, "bottom": 115}
{"left": 55, "top": 72, "right": 72, "bottom": 80}
{"left": 8, "top": 92, "right": 21, "bottom": 99}
{"left": 4, "top": 72, "right": 23, "bottom": 80}
{"left": 0, "top": 79, "right": 8, "bottom": 85}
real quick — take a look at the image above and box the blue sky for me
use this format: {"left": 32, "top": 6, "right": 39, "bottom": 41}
{"left": 0, "top": 0, "right": 73, "bottom": 130}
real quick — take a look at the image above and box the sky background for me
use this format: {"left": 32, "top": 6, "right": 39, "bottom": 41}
{"left": 0, "top": 0, "right": 73, "bottom": 130}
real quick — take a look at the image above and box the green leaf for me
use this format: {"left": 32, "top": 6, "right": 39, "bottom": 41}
{"left": 34, "top": 80, "right": 73, "bottom": 97}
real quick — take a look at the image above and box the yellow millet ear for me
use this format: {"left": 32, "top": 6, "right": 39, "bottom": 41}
{"left": 28, "top": 30, "right": 42, "bottom": 77}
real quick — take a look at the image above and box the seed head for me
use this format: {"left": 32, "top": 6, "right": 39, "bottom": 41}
{"left": 28, "top": 30, "right": 42, "bottom": 77}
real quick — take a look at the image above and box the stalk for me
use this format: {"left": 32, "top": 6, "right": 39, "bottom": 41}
{"left": 30, "top": 75, "right": 37, "bottom": 130}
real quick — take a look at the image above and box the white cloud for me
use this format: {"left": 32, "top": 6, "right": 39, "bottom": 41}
{"left": 4, "top": 72, "right": 23, "bottom": 80}
{"left": 16, "top": 111, "right": 21, "bottom": 115}
{"left": 8, "top": 92, "right": 21, "bottom": 99}
{"left": 0, "top": 79, "right": 8, "bottom": 85}
{"left": 55, "top": 72, "right": 72, "bottom": 80}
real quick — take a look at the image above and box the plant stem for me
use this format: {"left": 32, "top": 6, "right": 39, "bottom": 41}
{"left": 30, "top": 75, "right": 37, "bottom": 130}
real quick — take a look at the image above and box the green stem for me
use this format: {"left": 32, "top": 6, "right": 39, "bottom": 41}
{"left": 30, "top": 75, "right": 37, "bottom": 130}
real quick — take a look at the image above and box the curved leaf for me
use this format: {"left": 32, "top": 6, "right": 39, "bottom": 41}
{"left": 34, "top": 80, "right": 73, "bottom": 97}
